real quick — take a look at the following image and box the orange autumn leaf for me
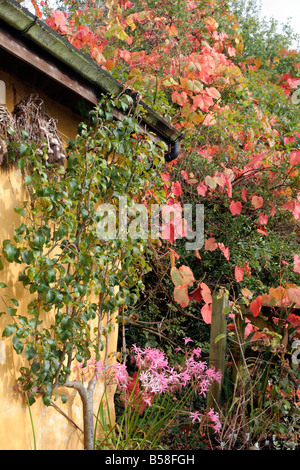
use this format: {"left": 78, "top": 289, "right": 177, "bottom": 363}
{"left": 241, "top": 287, "right": 253, "bottom": 298}
{"left": 174, "top": 285, "right": 190, "bottom": 308}
{"left": 171, "top": 265, "right": 195, "bottom": 287}
{"left": 204, "top": 237, "right": 218, "bottom": 251}
{"left": 166, "top": 22, "right": 178, "bottom": 37}
{"left": 242, "top": 261, "right": 251, "bottom": 276}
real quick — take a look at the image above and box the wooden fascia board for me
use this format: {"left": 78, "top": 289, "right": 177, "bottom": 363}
{"left": 0, "top": 25, "right": 99, "bottom": 106}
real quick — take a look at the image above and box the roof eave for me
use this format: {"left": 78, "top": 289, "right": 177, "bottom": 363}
{"left": 0, "top": 0, "right": 182, "bottom": 144}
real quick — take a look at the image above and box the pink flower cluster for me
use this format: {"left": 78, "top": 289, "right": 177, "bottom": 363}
{"left": 73, "top": 341, "right": 222, "bottom": 433}
{"left": 73, "top": 356, "right": 128, "bottom": 389}
{"left": 207, "top": 408, "right": 222, "bottom": 433}
{"left": 189, "top": 408, "right": 221, "bottom": 433}
{"left": 129, "top": 343, "right": 221, "bottom": 399}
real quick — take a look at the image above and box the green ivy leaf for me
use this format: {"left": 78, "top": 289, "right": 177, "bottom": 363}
{"left": 2, "top": 324, "right": 16, "bottom": 337}
{"left": 25, "top": 346, "right": 36, "bottom": 361}
{"left": 17, "top": 156, "right": 26, "bottom": 170}
{"left": 12, "top": 336, "right": 24, "bottom": 354}
{"left": 3, "top": 242, "right": 19, "bottom": 262}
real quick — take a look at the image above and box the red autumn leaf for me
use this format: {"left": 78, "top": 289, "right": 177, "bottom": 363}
{"left": 281, "top": 200, "right": 294, "bottom": 212}
{"left": 201, "top": 303, "right": 212, "bottom": 324}
{"left": 105, "top": 58, "right": 114, "bottom": 71}
{"left": 241, "top": 287, "right": 253, "bottom": 298}
{"left": 218, "top": 242, "right": 230, "bottom": 260}
{"left": 181, "top": 170, "right": 189, "bottom": 180}
{"left": 225, "top": 177, "right": 232, "bottom": 198}
{"left": 124, "top": 372, "right": 153, "bottom": 414}
{"left": 287, "top": 287, "right": 300, "bottom": 306}
{"left": 200, "top": 282, "right": 212, "bottom": 304}
{"left": 31, "top": 0, "right": 42, "bottom": 18}
{"left": 234, "top": 266, "right": 244, "bottom": 282}
{"left": 119, "top": 49, "right": 132, "bottom": 63}
{"left": 161, "top": 221, "right": 176, "bottom": 243}
{"left": 197, "top": 182, "right": 207, "bottom": 196}
{"left": 259, "top": 212, "right": 268, "bottom": 225}
{"left": 270, "top": 202, "right": 276, "bottom": 217}
{"left": 189, "top": 282, "right": 212, "bottom": 304}
{"left": 171, "top": 91, "right": 188, "bottom": 106}
{"left": 161, "top": 172, "right": 170, "bottom": 181}
{"left": 241, "top": 188, "right": 247, "bottom": 202}
{"left": 206, "top": 87, "right": 221, "bottom": 99}
{"left": 171, "top": 181, "right": 183, "bottom": 197}
{"left": 251, "top": 195, "right": 264, "bottom": 209}
{"left": 192, "top": 94, "right": 205, "bottom": 111}
{"left": 289, "top": 150, "right": 300, "bottom": 166}
{"left": 229, "top": 200, "right": 242, "bottom": 216}
{"left": 249, "top": 295, "right": 263, "bottom": 317}
{"left": 124, "top": 1, "right": 134, "bottom": 8}
{"left": 204, "top": 237, "right": 218, "bottom": 251}
{"left": 202, "top": 113, "right": 216, "bottom": 126}
{"left": 242, "top": 261, "right": 251, "bottom": 276}
{"left": 189, "top": 284, "right": 203, "bottom": 302}
{"left": 293, "top": 201, "right": 300, "bottom": 220}
{"left": 294, "top": 255, "right": 300, "bottom": 274}
{"left": 287, "top": 313, "right": 300, "bottom": 327}
{"left": 281, "top": 259, "right": 289, "bottom": 266}
{"left": 51, "top": 10, "right": 69, "bottom": 33}
{"left": 256, "top": 225, "right": 268, "bottom": 236}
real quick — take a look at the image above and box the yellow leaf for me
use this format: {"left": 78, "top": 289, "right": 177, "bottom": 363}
{"left": 162, "top": 77, "right": 179, "bottom": 87}
{"left": 254, "top": 58, "right": 262, "bottom": 68}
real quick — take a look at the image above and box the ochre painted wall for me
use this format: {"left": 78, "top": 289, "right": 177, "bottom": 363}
{"left": 0, "top": 72, "right": 118, "bottom": 450}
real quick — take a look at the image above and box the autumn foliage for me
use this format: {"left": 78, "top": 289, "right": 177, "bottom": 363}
{"left": 33, "top": 0, "right": 300, "bottom": 385}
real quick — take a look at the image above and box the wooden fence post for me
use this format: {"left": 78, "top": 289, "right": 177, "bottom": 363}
{"left": 206, "top": 290, "right": 228, "bottom": 412}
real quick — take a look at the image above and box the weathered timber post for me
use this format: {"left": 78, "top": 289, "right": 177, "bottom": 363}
{"left": 206, "top": 290, "right": 228, "bottom": 412}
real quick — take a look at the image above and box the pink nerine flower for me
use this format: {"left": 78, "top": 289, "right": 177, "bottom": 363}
{"left": 184, "top": 337, "right": 193, "bottom": 346}
{"left": 113, "top": 362, "right": 129, "bottom": 389}
{"left": 115, "top": 345, "right": 223, "bottom": 420}
{"left": 131, "top": 344, "right": 168, "bottom": 371}
{"left": 190, "top": 411, "right": 202, "bottom": 423}
{"left": 207, "top": 408, "right": 222, "bottom": 433}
